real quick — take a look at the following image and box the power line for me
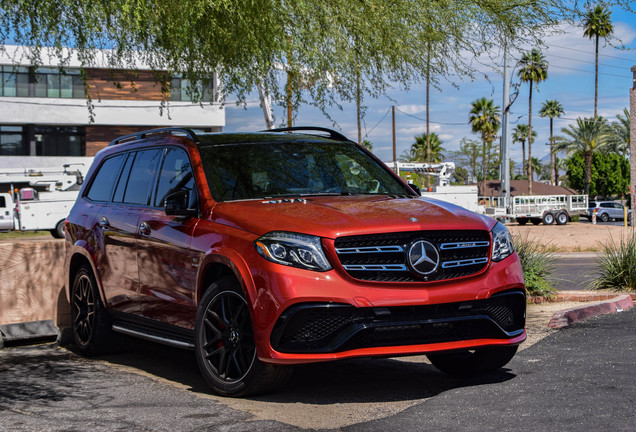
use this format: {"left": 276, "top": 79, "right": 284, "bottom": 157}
{"left": 548, "top": 43, "right": 635, "bottom": 62}
{"left": 394, "top": 106, "right": 466, "bottom": 125}
{"left": 548, "top": 54, "right": 630, "bottom": 70}
{"left": 549, "top": 63, "right": 631, "bottom": 79}
{"left": 364, "top": 107, "right": 391, "bottom": 137}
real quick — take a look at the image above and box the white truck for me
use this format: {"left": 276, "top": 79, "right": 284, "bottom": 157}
{"left": 482, "top": 194, "right": 589, "bottom": 225}
{"left": 385, "top": 161, "right": 480, "bottom": 212}
{"left": 0, "top": 165, "right": 84, "bottom": 238}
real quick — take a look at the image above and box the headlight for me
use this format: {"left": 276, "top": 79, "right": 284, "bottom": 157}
{"left": 491, "top": 222, "right": 514, "bottom": 262}
{"left": 254, "top": 231, "right": 332, "bottom": 271}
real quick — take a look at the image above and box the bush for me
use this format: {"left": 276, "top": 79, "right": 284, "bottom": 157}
{"left": 512, "top": 232, "right": 557, "bottom": 298}
{"left": 590, "top": 233, "right": 636, "bottom": 292}
{"left": 570, "top": 214, "right": 580, "bottom": 223}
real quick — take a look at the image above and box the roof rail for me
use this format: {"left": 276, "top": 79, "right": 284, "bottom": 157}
{"left": 108, "top": 127, "right": 199, "bottom": 146}
{"left": 264, "top": 126, "right": 350, "bottom": 142}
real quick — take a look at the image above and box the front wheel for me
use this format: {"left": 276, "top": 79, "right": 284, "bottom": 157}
{"left": 542, "top": 212, "right": 555, "bottom": 225}
{"left": 427, "top": 345, "right": 518, "bottom": 377}
{"left": 195, "top": 276, "right": 290, "bottom": 397}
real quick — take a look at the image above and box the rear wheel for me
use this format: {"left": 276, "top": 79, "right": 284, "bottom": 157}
{"left": 531, "top": 218, "right": 541, "bottom": 225}
{"left": 556, "top": 211, "right": 568, "bottom": 225}
{"left": 599, "top": 212, "right": 610, "bottom": 222}
{"left": 71, "top": 264, "right": 122, "bottom": 356}
{"left": 51, "top": 220, "right": 65, "bottom": 238}
{"left": 427, "top": 345, "right": 518, "bottom": 377}
{"left": 195, "top": 276, "right": 290, "bottom": 397}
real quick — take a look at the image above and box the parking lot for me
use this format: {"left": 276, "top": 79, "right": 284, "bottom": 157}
{"left": 1, "top": 309, "right": 634, "bottom": 431}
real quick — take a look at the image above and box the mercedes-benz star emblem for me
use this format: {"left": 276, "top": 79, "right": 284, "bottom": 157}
{"left": 408, "top": 240, "right": 440, "bottom": 276}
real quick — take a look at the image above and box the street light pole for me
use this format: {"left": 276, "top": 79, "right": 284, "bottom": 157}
{"left": 501, "top": 41, "right": 511, "bottom": 209}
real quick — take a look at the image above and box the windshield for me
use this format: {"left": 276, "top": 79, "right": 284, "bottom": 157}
{"left": 198, "top": 141, "right": 412, "bottom": 201}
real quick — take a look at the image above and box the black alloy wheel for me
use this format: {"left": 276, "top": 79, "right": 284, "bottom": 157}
{"left": 70, "top": 264, "right": 122, "bottom": 356}
{"left": 72, "top": 271, "right": 95, "bottom": 348}
{"left": 200, "top": 290, "right": 256, "bottom": 384}
{"left": 195, "top": 276, "right": 290, "bottom": 397}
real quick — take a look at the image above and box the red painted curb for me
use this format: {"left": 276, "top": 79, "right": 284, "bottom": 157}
{"left": 548, "top": 294, "right": 634, "bottom": 329}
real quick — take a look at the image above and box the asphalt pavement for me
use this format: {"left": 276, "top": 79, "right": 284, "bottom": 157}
{"left": 1, "top": 309, "right": 634, "bottom": 431}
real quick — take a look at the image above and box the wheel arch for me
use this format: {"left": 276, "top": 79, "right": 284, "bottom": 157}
{"left": 196, "top": 250, "right": 255, "bottom": 307}
{"left": 66, "top": 245, "right": 104, "bottom": 304}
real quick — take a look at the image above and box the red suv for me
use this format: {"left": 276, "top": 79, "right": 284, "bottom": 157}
{"left": 64, "top": 127, "right": 526, "bottom": 396}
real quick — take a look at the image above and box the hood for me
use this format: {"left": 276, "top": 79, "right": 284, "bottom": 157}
{"left": 210, "top": 195, "right": 495, "bottom": 239}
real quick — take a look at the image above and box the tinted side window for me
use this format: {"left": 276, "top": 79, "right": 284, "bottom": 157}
{"left": 86, "top": 154, "right": 126, "bottom": 202}
{"left": 153, "top": 148, "right": 197, "bottom": 208}
{"left": 123, "top": 149, "right": 162, "bottom": 205}
{"left": 600, "top": 203, "right": 611, "bottom": 208}
{"left": 0, "top": 196, "right": 5, "bottom": 207}
{"left": 113, "top": 152, "right": 134, "bottom": 203}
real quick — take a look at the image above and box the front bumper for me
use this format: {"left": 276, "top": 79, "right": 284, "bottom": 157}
{"left": 271, "top": 289, "right": 526, "bottom": 354}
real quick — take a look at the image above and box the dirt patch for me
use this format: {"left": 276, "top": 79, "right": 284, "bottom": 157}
{"left": 507, "top": 222, "right": 635, "bottom": 252}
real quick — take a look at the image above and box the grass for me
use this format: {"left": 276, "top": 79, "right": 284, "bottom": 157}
{"left": 0, "top": 230, "right": 52, "bottom": 240}
{"left": 590, "top": 232, "right": 636, "bottom": 292}
{"left": 512, "top": 232, "right": 558, "bottom": 299}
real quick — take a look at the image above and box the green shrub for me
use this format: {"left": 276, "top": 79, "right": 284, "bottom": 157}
{"left": 590, "top": 233, "right": 636, "bottom": 292}
{"left": 570, "top": 214, "right": 580, "bottom": 222}
{"left": 512, "top": 232, "right": 557, "bottom": 298}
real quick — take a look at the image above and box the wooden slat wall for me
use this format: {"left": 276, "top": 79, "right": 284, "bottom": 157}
{"left": 85, "top": 69, "right": 168, "bottom": 101}
{"left": 85, "top": 125, "right": 152, "bottom": 156}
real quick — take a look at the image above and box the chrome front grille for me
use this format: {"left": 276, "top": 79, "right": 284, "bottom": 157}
{"left": 334, "top": 230, "right": 491, "bottom": 282}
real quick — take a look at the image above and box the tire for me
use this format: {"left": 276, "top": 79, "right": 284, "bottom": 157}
{"left": 70, "top": 264, "right": 122, "bottom": 356}
{"left": 195, "top": 276, "right": 291, "bottom": 397}
{"left": 531, "top": 218, "right": 541, "bottom": 225}
{"left": 427, "top": 345, "right": 518, "bottom": 377}
{"left": 599, "top": 212, "right": 609, "bottom": 223}
{"left": 556, "top": 212, "right": 568, "bottom": 225}
{"left": 50, "top": 220, "right": 65, "bottom": 238}
{"left": 516, "top": 218, "right": 528, "bottom": 226}
{"left": 542, "top": 212, "right": 555, "bottom": 225}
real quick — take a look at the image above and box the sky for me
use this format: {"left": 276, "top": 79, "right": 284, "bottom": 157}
{"left": 223, "top": 5, "right": 636, "bottom": 172}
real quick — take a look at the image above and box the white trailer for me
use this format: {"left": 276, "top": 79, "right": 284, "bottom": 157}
{"left": 0, "top": 165, "right": 84, "bottom": 237}
{"left": 482, "top": 194, "right": 588, "bottom": 225}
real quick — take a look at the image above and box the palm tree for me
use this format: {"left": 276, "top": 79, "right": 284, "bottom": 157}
{"left": 403, "top": 132, "right": 445, "bottom": 162}
{"left": 517, "top": 49, "right": 548, "bottom": 193}
{"left": 469, "top": 97, "right": 500, "bottom": 192}
{"left": 604, "top": 108, "right": 630, "bottom": 155}
{"left": 555, "top": 117, "right": 609, "bottom": 195}
{"left": 583, "top": 5, "right": 614, "bottom": 119}
{"left": 512, "top": 124, "right": 536, "bottom": 177}
{"left": 539, "top": 100, "right": 565, "bottom": 185}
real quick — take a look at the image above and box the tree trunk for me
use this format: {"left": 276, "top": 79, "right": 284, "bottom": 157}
{"left": 356, "top": 72, "right": 361, "bottom": 144}
{"left": 549, "top": 118, "right": 555, "bottom": 185}
{"left": 522, "top": 140, "right": 526, "bottom": 177}
{"left": 481, "top": 139, "right": 487, "bottom": 194}
{"left": 594, "top": 35, "right": 599, "bottom": 120}
{"left": 528, "top": 81, "right": 534, "bottom": 194}
{"left": 425, "top": 43, "right": 431, "bottom": 188}
{"left": 584, "top": 150, "right": 592, "bottom": 196}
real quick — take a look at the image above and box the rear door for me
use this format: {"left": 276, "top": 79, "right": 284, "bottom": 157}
{"left": 100, "top": 149, "right": 162, "bottom": 314}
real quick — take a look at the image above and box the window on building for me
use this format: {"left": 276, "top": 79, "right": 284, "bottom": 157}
{"left": 34, "top": 126, "right": 85, "bottom": 156}
{"left": 170, "top": 77, "right": 216, "bottom": 102}
{"left": 1, "top": 65, "right": 83, "bottom": 98}
{"left": 0, "top": 126, "right": 24, "bottom": 155}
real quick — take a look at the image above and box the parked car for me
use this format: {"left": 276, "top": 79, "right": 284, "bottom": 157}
{"left": 587, "top": 201, "right": 631, "bottom": 223}
{"left": 64, "top": 127, "right": 526, "bottom": 397}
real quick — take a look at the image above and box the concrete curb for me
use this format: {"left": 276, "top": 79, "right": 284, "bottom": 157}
{"left": 0, "top": 320, "right": 58, "bottom": 347}
{"left": 548, "top": 294, "right": 635, "bottom": 329}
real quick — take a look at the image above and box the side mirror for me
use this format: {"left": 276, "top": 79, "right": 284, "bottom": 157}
{"left": 408, "top": 183, "right": 422, "bottom": 196}
{"left": 164, "top": 190, "right": 198, "bottom": 217}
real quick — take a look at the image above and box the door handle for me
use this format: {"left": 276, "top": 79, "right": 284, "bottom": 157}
{"left": 99, "top": 216, "right": 110, "bottom": 229}
{"left": 139, "top": 221, "right": 151, "bottom": 236}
